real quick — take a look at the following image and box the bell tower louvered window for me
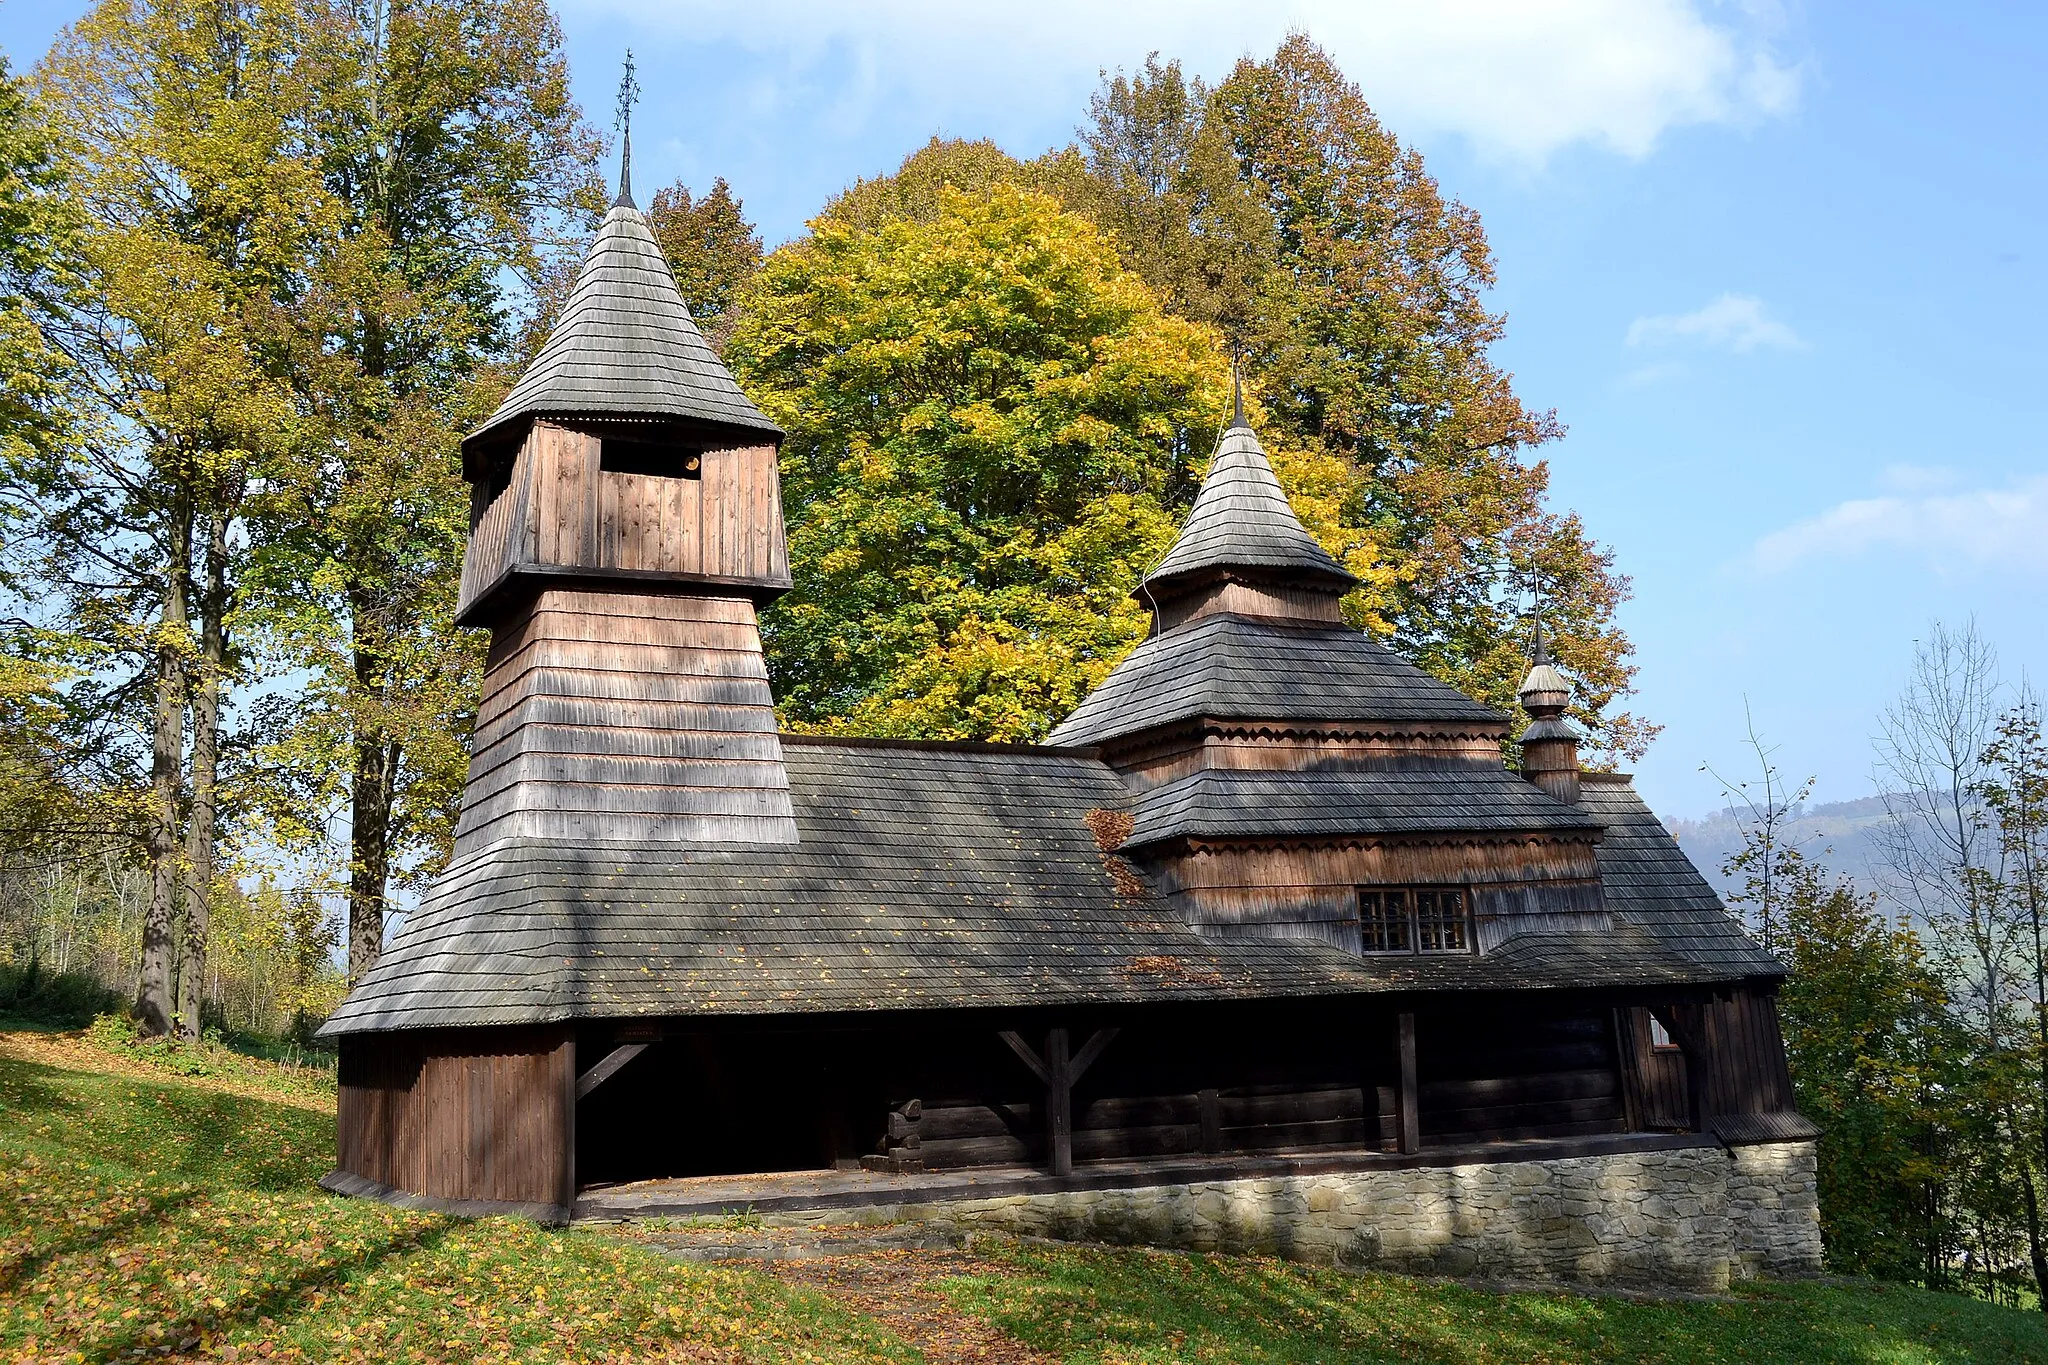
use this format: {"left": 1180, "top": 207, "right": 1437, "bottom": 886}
{"left": 1357, "top": 887, "right": 1471, "bottom": 955}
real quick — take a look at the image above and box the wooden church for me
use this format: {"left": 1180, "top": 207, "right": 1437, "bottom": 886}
{"left": 318, "top": 167, "right": 1814, "bottom": 1226}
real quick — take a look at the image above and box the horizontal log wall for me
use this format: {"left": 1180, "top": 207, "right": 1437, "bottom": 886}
{"left": 1418, "top": 1008, "right": 1626, "bottom": 1145}
{"left": 336, "top": 1027, "right": 574, "bottom": 1209}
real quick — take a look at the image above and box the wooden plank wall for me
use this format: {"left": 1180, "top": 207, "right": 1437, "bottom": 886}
{"left": 449, "top": 586, "right": 798, "bottom": 854}
{"left": 456, "top": 446, "right": 536, "bottom": 620}
{"left": 1152, "top": 837, "right": 1606, "bottom": 953}
{"left": 336, "top": 1027, "right": 574, "bottom": 1208}
{"left": 528, "top": 422, "right": 788, "bottom": 586}
{"left": 1107, "top": 723, "right": 1514, "bottom": 791}
{"left": 1154, "top": 578, "right": 1345, "bottom": 632}
{"left": 1614, "top": 1008, "right": 1690, "bottom": 1130}
{"left": 1667, "top": 988, "right": 1798, "bottom": 1117}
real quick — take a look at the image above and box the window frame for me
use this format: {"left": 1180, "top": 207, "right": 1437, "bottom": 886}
{"left": 1354, "top": 885, "right": 1473, "bottom": 957}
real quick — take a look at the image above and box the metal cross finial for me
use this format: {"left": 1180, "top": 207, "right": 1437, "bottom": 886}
{"left": 1526, "top": 570, "right": 1551, "bottom": 666}
{"left": 614, "top": 51, "right": 641, "bottom": 208}
{"left": 1228, "top": 343, "right": 1248, "bottom": 430}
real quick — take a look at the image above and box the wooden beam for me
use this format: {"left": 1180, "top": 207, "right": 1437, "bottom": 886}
{"left": 998, "top": 1029, "right": 1051, "bottom": 1085}
{"left": 1198, "top": 1088, "right": 1222, "bottom": 1154}
{"left": 1070, "top": 1026, "right": 1121, "bottom": 1084}
{"left": 1396, "top": 1011, "right": 1420, "bottom": 1155}
{"left": 1047, "top": 1027, "right": 1073, "bottom": 1177}
{"left": 574, "top": 1042, "right": 648, "bottom": 1102}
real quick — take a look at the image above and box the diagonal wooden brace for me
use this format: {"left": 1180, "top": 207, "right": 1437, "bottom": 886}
{"left": 575, "top": 1042, "right": 649, "bottom": 1102}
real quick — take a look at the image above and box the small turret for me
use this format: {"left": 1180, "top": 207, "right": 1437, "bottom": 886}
{"left": 1517, "top": 622, "right": 1581, "bottom": 804}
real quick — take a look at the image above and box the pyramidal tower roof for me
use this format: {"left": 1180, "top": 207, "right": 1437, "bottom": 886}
{"left": 1140, "top": 406, "right": 1356, "bottom": 598}
{"left": 465, "top": 187, "right": 780, "bottom": 452}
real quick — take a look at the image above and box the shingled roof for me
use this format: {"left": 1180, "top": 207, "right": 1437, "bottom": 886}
{"left": 1124, "top": 765, "right": 1601, "bottom": 850}
{"left": 465, "top": 197, "right": 780, "bottom": 452}
{"left": 1046, "top": 614, "right": 1506, "bottom": 748}
{"left": 1141, "top": 419, "right": 1356, "bottom": 596}
{"left": 1581, "top": 772, "right": 1785, "bottom": 980}
{"left": 320, "top": 741, "right": 1775, "bottom": 1037}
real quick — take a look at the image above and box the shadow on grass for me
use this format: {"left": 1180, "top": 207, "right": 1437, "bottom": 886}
{"left": 73, "top": 1214, "right": 460, "bottom": 1365}
{"left": 1, "top": 1052, "right": 330, "bottom": 1192}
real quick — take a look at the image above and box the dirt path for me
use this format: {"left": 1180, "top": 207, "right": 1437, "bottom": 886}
{"left": 763, "top": 1249, "right": 1055, "bottom": 1365}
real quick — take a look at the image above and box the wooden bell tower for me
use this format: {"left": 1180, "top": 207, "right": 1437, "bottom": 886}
{"left": 447, "top": 169, "right": 797, "bottom": 855}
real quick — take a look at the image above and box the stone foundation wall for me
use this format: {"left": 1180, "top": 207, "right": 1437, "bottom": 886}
{"left": 756, "top": 1141, "right": 1821, "bottom": 1291}
{"left": 1727, "top": 1141, "right": 1823, "bottom": 1280}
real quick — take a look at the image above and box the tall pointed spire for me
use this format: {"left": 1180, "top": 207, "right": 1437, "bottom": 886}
{"left": 614, "top": 50, "right": 640, "bottom": 209}
{"left": 1138, "top": 400, "right": 1354, "bottom": 604}
{"left": 462, "top": 62, "right": 778, "bottom": 457}
{"left": 1228, "top": 348, "right": 1249, "bottom": 430}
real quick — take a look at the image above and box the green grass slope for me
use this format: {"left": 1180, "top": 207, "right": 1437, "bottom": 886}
{"left": 0, "top": 1025, "right": 907, "bottom": 1363}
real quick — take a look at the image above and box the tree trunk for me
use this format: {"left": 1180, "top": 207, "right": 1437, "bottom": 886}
{"left": 176, "top": 509, "right": 229, "bottom": 1040}
{"left": 2025, "top": 1166, "right": 2048, "bottom": 1313}
{"left": 347, "top": 609, "right": 397, "bottom": 982}
{"left": 135, "top": 518, "right": 191, "bottom": 1036}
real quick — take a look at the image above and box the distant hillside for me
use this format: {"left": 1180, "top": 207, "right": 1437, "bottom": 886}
{"left": 1666, "top": 795, "right": 1893, "bottom": 902}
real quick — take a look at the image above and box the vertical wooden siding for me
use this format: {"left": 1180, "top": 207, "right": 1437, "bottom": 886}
{"left": 1615, "top": 989, "right": 1796, "bottom": 1130}
{"left": 456, "top": 446, "right": 536, "bottom": 620}
{"left": 1615, "top": 1007, "right": 1690, "bottom": 1129}
{"left": 528, "top": 423, "right": 788, "bottom": 585}
{"left": 337, "top": 1027, "right": 574, "bottom": 1208}
{"left": 1670, "top": 988, "right": 1797, "bottom": 1117}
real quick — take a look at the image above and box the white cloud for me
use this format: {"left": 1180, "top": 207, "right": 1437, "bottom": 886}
{"left": 1751, "top": 476, "right": 2048, "bottom": 575}
{"left": 1627, "top": 294, "right": 1804, "bottom": 352}
{"left": 574, "top": 0, "right": 1801, "bottom": 167}
{"left": 1618, "top": 361, "right": 1687, "bottom": 390}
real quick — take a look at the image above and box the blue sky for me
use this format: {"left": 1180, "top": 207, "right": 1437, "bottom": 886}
{"left": 7, "top": 1, "right": 2043, "bottom": 825}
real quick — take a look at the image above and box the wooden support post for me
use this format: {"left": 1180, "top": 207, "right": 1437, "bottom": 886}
{"left": 1396, "top": 1011, "right": 1420, "bottom": 1155}
{"left": 1198, "top": 1088, "right": 1222, "bottom": 1154}
{"left": 1046, "top": 1027, "right": 1073, "bottom": 1176}
{"left": 574, "top": 1042, "right": 648, "bottom": 1102}
{"left": 997, "top": 1026, "right": 1120, "bottom": 1177}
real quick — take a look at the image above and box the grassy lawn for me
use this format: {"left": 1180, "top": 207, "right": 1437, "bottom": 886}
{"left": 7, "top": 1020, "right": 2048, "bottom": 1364}
{"left": 0, "top": 1023, "right": 907, "bottom": 1363}
{"left": 944, "top": 1234, "right": 2048, "bottom": 1364}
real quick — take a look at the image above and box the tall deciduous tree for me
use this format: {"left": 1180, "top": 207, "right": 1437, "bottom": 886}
{"left": 646, "top": 176, "right": 761, "bottom": 354}
{"left": 250, "top": 0, "right": 596, "bottom": 982}
{"left": 1778, "top": 857, "right": 1956, "bottom": 1284}
{"left": 1979, "top": 688, "right": 2048, "bottom": 1310}
{"left": 729, "top": 185, "right": 1371, "bottom": 740}
{"left": 36, "top": 0, "right": 325, "bottom": 1034}
{"left": 1079, "top": 40, "right": 1646, "bottom": 758}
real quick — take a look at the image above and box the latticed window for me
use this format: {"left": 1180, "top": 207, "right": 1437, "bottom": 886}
{"left": 1355, "top": 887, "right": 1471, "bottom": 955}
{"left": 1415, "top": 889, "right": 1468, "bottom": 952}
{"left": 1358, "top": 889, "right": 1411, "bottom": 952}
